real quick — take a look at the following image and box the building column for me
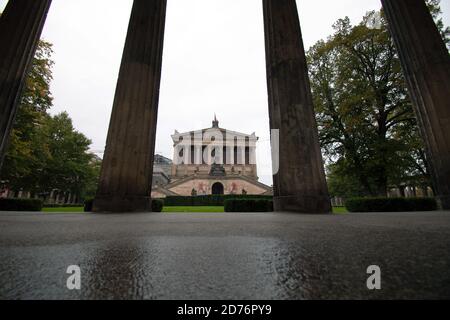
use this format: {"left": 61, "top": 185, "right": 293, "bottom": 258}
{"left": 194, "top": 145, "right": 201, "bottom": 165}
{"left": 238, "top": 145, "right": 246, "bottom": 165}
{"left": 249, "top": 146, "right": 257, "bottom": 177}
{"left": 184, "top": 144, "right": 191, "bottom": 165}
{"left": 0, "top": 0, "right": 52, "bottom": 168}
{"left": 249, "top": 146, "right": 256, "bottom": 165}
{"left": 93, "top": 0, "right": 167, "bottom": 212}
{"left": 381, "top": 0, "right": 450, "bottom": 210}
{"left": 228, "top": 144, "right": 235, "bottom": 166}
{"left": 263, "top": 0, "right": 331, "bottom": 213}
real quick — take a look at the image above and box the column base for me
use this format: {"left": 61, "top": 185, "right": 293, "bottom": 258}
{"left": 274, "top": 195, "right": 332, "bottom": 214}
{"left": 437, "top": 195, "right": 450, "bottom": 211}
{"left": 93, "top": 195, "right": 152, "bottom": 213}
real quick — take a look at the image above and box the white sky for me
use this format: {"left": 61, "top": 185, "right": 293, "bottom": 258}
{"left": 1, "top": 0, "right": 449, "bottom": 186}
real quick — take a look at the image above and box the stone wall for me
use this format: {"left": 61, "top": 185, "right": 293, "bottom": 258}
{"left": 151, "top": 190, "right": 168, "bottom": 199}
{"left": 171, "top": 164, "right": 257, "bottom": 180}
{"left": 169, "top": 178, "right": 269, "bottom": 197}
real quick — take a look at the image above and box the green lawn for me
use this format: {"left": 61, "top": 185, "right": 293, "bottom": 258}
{"left": 164, "top": 206, "right": 348, "bottom": 213}
{"left": 333, "top": 206, "right": 348, "bottom": 214}
{"left": 41, "top": 206, "right": 348, "bottom": 214}
{"left": 163, "top": 206, "right": 225, "bottom": 213}
{"left": 42, "top": 206, "right": 225, "bottom": 213}
{"left": 42, "top": 207, "right": 84, "bottom": 212}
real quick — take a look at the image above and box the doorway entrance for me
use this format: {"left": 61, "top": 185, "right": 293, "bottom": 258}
{"left": 212, "top": 182, "right": 224, "bottom": 195}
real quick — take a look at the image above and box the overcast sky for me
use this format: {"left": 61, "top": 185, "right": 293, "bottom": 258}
{"left": 1, "top": 0, "right": 449, "bottom": 186}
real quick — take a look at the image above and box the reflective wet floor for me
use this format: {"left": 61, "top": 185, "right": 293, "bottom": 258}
{"left": 0, "top": 211, "right": 449, "bottom": 299}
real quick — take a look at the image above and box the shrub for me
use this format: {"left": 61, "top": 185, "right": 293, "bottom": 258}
{"left": 345, "top": 197, "right": 437, "bottom": 212}
{"left": 84, "top": 198, "right": 94, "bottom": 212}
{"left": 152, "top": 199, "right": 164, "bottom": 212}
{"left": 224, "top": 199, "right": 274, "bottom": 212}
{"left": 0, "top": 198, "right": 43, "bottom": 211}
{"left": 164, "top": 195, "right": 273, "bottom": 207}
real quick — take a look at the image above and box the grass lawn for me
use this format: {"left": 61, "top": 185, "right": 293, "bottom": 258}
{"left": 41, "top": 206, "right": 348, "bottom": 214}
{"left": 164, "top": 206, "right": 348, "bottom": 213}
{"left": 163, "top": 206, "right": 225, "bottom": 213}
{"left": 333, "top": 206, "right": 348, "bottom": 214}
{"left": 42, "top": 207, "right": 84, "bottom": 213}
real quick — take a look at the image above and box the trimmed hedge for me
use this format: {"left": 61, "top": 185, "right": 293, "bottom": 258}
{"left": 345, "top": 197, "right": 437, "bottom": 212}
{"left": 152, "top": 199, "right": 164, "bottom": 212}
{"left": 164, "top": 195, "right": 273, "bottom": 207}
{"left": 224, "top": 199, "right": 274, "bottom": 212}
{"left": 84, "top": 198, "right": 94, "bottom": 212}
{"left": 0, "top": 198, "right": 43, "bottom": 211}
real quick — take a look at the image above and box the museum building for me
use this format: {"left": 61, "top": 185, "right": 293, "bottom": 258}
{"left": 151, "top": 117, "right": 272, "bottom": 198}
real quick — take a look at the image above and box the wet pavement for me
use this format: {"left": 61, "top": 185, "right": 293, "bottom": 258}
{"left": 0, "top": 211, "right": 449, "bottom": 300}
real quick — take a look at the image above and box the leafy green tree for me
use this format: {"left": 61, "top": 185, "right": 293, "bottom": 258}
{"left": 427, "top": 0, "right": 450, "bottom": 49}
{"left": 39, "top": 112, "right": 97, "bottom": 201}
{"left": 308, "top": 13, "right": 412, "bottom": 196}
{"left": 1, "top": 41, "right": 54, "bottom": 194}
{"left": 1, "top": 40, "right": 101, "bottom": 202}
{"left": 83, "top": 155, "right": 102, "bottom": 199}
{"left": 308, "top": 1, "right": 448, "bottom": 198}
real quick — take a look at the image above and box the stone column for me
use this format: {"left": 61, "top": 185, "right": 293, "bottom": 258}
{"left": 250, "top": 146, "right": 257, "bottom": 177}
{"left": 195, "top": 145, "right": 202, "bottom": 165}
{"left": 249, "top": 146, "right": 256, "bottom": 165}
{"left": 93, "top": 0, "right": 167, "bottom": 212}
{"left": 184, "top": 145, "right": 191, "bottom": 165}
{"left": 263, "top": 0, "right": 331, "bottom": 213}
{"left": 238, "top": 146, "right": 246, "bottom": 165}
{"left": 229, "top": 144, "right": 235, "bottom": 166}
{"left": 0, "top": 0, "right": 52, "bottom": 168}
{"left": 381, "top": 0, "right": 450, "bottom": 209}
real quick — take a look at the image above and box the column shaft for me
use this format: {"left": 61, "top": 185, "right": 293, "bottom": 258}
{"left": 93, "top": 0, "right": 167, "bottom": 212}
{"left": 263, "top": 0, "right": 331, "bottom": 213}
{"left": 0, "top": 0, "right": 52, "bottom": 168}
{"left": 239, "top": 146, "right": 246, "bottom": 165}
{"left": 229, "top": 145, "right": 235, "bottom": 166}
{"left": 381, "top": 0, "right": 450, "bottom": 209}
{"left": 195, "top": 145, "right": 201, "bottom": 165}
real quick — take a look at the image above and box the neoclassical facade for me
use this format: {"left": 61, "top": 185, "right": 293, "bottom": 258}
{"left": 151, "top": 117, "right": 272, "bottom": 198}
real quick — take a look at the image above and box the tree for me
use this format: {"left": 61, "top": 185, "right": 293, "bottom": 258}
{"left": 307, "top": 1, "right": 448, "bottom": 198}
{"left": 427, "top": 0, "right": 450, "bottom": 50}
{"left": 0, "top": 40, "right": 101, "bottom": 202}
{"left": 0, "top": 41, "right": 54, "bottom": 194}
{"left": 83, "top": 155, "right": 102, "bottom": 199}
{"left": 308, "top": 13, "right": 413, "bottom": 197}
{"left": 39, "top": 112, "right": 97, "bottom": 201}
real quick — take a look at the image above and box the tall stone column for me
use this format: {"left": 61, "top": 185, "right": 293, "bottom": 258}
{"left": 93, "top": 0, "right": 167, "bottom": 212}
{"left": 263, "top": 0, "right": 331, "bottom": 213}
{"left": 238, "top": 145, "right": 246, "bottom": 165}
{"left": 249, "top": 146, "right": 256, "bottom": 165}
{"left": 195, "top": 145, "right": 202, "bottom": 165}
{"left": 0, "top": 0, "right": 52, "bottom": 168}
{"left": 228, "top": 144, "right": 235, "bottom": 166}
{"left": 381, "top": 0, "right": 450, "bottom": 209}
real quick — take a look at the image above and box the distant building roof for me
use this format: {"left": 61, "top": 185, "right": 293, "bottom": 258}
{"left": 154, "top": 154, "right": 172, "bottom": 165}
